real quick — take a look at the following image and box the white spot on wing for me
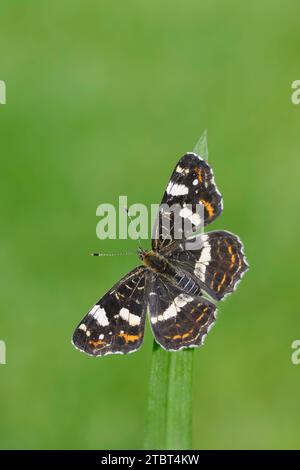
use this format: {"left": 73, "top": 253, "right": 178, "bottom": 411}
{"left": 175, "top": 293, "right": 194, "bottom": 308}
{"left": 119, "top": 307, "right": 141, "bottom": 326}
{"left": 179, "top": 207, "right": 201, "bottom": 227}
{"left": 90, "top": 306, "right": 109, "bottom": 326}
{"left": 194, "top": 263, "right": 206, "bottom": 282}
{"left": 179, "top": 207, "right": 193, "bottom": 219}
{"left": 176, "top": 165, "right": 189, "bottom": 175}
{"left": 166, "top": 182, "right": 189, "bottom": 196}
{"left": 194, "top": 238, "right": 211, "bottom": 281}
{"left": 200, "top": 245, "right": 211, "bottom": 264}
{"left": 151, "top": 294, "right": 193, "bottom": 324}
{"left": 190, "top": 212, "right": 201, "bottom": 226}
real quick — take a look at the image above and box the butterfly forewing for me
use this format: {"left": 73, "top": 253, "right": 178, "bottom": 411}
{"left": 152, "top": 153, "right": 223, "bottom": 251}
{"left": 72, "top": 267, "right": 148, "bottom": 356}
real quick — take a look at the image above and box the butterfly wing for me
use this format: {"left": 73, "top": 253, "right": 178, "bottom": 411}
{"left": 169, "top": 231, "right": 249, "bottom": 300}
{"left": 152, "top": 153, "right": 223, "bottom": 251}
{"left": 148, "top": 273, "right": 217, "bottom": 351}
{"left": 72, "top": 267, "right": 148, "bottom": 356}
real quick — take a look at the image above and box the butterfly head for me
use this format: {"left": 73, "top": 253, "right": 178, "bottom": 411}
{"left": 137, "top": 246, "right": 148, "bottom": 261}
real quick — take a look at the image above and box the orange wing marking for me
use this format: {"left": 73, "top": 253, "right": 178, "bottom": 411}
{"left": 89, "top": 339, "right": 106, "bottom": 348}
{"left": 199, "top": 199, "right": 214, "bottom": 218}
{"left": 228, "top": 244, "right": 236, "bottom": 269}
{"left": 217, "top": 273, "right": 227, "bottom": 292}
{"left": 195, "top": 167, "right": 203, "bottom": 184}
{"left": 118, "top": 332, "right": 141, "bottom": 343}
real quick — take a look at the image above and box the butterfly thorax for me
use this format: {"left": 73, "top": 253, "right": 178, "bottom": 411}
{"left": 140, "top": 249, "right": 169, "bottom": 274}
{"left": 139, "top": 248, "right": 203, "bottom": 296}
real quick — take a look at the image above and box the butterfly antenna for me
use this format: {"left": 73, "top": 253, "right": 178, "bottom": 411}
{"left": 124, "top": 208, "right": 142, "bottom": 248}
{"left": 91, "top": 208, "right": 141, "bottom": 257}
{"left": 91, "top": 252, "right": 135, "bottom": 257}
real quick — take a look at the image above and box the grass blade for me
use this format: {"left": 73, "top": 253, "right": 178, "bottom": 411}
{"left": 144, "top": 344, "right": 194, "bottom": 450}
{"left": 144, "top": 131, "right": 208, "bottom": 450}
{"left": 165, "top": 349, "right": 194, "bottom": 449}
{"left": 193, "top": 129, "right": 208, "bottom": 158}
{"left": 144, "top": 341, "right": 170, "bottom": 449}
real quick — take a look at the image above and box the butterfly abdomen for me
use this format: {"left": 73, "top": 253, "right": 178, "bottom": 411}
{"left": 143, "top": 250, "right": 201, "bottom": 296}
{"left": 173, "top": 271, "right": 202, "bottom": 296}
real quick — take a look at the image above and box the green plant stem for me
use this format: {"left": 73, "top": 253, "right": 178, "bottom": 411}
{"left": 144, "top": 131, "right": 207, "bottom": 450}
{"left": 144, "top": 341, "right": 170, "bottom": 449}
{"left": 166, "top": 348, "right": 194, "bottom": 449}
{"left": 144, "top": 341, "right": 194, "bottom": 450}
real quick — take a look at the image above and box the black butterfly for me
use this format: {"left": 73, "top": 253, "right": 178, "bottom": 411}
{"left": 72, "top": 152, "right": 248, "bottom": 356}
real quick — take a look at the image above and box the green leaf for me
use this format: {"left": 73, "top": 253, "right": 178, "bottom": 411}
{"left": 193, "top": 129, "right": 208, "bottom": 159}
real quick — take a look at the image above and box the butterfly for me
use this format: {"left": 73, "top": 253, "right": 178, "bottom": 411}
{"left": 72, "top": 152, "right": 248, "bottom": 356}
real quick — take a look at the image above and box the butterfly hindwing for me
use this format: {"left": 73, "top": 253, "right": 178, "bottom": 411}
{"left": 148, "top": 273, "right": 217, "bottom": 351}
{"left": 152, "top": 153, "right": 223, "bottom": 251}
{"left": 170, "top": 231, "right": 249, "bottom": 300}
{"left": 72, "top": 267, "right": 148, "bottom": 356}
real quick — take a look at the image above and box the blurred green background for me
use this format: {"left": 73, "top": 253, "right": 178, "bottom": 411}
{"left": 0, "top": 0, "right": 300, "bottom": 450}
